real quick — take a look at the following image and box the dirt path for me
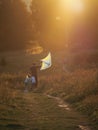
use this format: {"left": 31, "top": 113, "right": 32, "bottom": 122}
{"left": 46, "top": 95, "right": 91, "bottom": 130}
{"left": 0, "top": 92, "right": 92, "bottom": 130}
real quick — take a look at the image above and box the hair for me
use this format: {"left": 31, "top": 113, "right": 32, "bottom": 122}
{"left": 28, "top": 73, "right": 31, "bottom": 78}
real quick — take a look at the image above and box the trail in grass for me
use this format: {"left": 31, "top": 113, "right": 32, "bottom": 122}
{"left": 46, "top": 94, "right": 91, "bottom": 130}
{"left": 0, "top": 91, "right": 92, "bottom": 130}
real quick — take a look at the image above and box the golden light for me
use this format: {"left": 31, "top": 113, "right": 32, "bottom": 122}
{"left": 56, "top": 16, "right": 61, "bottom": 21}
{"left": 23, "top": 0, "right": 32, "bottom": 12}
{"left": 60, "top": 0, "right": 84, "bottom": 13}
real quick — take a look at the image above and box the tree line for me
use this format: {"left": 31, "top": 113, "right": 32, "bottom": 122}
{"left": 0, "top": 0, "right": 33, "bottom": 51}
{"left": 0, "top": 0, "right": 97, "bottom": 51}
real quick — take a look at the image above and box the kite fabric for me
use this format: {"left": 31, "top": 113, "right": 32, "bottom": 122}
{"left": 40, "top": 52, "right": 52, "bottom": 70}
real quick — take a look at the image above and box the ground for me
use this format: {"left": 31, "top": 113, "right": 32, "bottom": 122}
{"left": 0, "top": 50, "right": 97, "bottom": 130}
{"left": 0, "top": 90, "right": 91, "bottom": 130}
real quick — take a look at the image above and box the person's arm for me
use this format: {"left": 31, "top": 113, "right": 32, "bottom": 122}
{"left": 35, "top": 64, "right": 41, "bottom": 69}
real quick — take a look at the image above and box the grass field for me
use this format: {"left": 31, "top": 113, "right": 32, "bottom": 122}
{"left": 0, "top": 50, "right": 98, "bottom": 130}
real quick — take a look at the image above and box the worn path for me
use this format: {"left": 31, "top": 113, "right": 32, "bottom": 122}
{"left": 0, "top": 91, "right": 92, "bottom": 130}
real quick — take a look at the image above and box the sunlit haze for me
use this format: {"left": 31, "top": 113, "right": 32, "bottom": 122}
{"left": 60, "top": 0, "right": 84, "bottom": 13}
{"left": 23, "top": 0, "right": 32, "bottom": 12}
{"left": 11, "top": 0, "right": 97, "bottom": 51}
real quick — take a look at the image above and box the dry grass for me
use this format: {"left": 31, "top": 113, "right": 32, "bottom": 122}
{"left": 0, "top": 73, "right": 24, "bottom": 104}
{"left": 38, "top": 67, "right": 98, "bottom": 129}
{"left": 0, "top": 50, "right": 98, "bottom": 129}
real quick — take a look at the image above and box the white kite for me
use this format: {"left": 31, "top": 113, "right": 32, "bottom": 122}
{"left": 40, "top": 52, "right": 52, "bottom": 70}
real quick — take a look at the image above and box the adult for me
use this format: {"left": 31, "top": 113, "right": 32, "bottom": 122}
{"left": 30, "top": 63, "right": 41, "bottom": 87}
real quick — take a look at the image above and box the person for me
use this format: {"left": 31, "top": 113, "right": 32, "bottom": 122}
{"left": 24, "top": 73, "right": 37, "bottom": 91}
{"left": 31, "top": 75, "right": 37, "bottom": 90}
{"left": 30, "top": 63, "right": 41, "bottom": 87}
{"left": 24, "top": 74, "right": 31, "bottom": 92}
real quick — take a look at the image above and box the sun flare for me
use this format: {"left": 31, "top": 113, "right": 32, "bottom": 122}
{"left": 60, "top": 0, "right": 84, "bottom": 13}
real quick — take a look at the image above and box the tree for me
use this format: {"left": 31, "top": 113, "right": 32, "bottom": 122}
{"left": 31, "top": 0, "right": 59, "bottom": 49}
{"left": 0, "top": 0, "right": 33, "bottom": 51}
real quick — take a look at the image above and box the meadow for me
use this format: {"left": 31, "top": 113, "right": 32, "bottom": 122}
{"left": 0, "top": 50, "right": 98, "bottom": 130}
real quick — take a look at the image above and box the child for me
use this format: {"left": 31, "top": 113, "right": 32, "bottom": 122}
{"left": 24, "top": 74, "right": 36, "bottom": 92}
{"left": 30, "top": 75, "right": 36, "bottom": 90}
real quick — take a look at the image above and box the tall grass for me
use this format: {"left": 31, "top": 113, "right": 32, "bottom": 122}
{"left": 38, "top": 68, "right": 98, "bottom": 129}
{"left": 0, "top": 50, "right": 98, "bottom": 129}
{"left": 0, "top": 73, "right": 24, "bottom": 104}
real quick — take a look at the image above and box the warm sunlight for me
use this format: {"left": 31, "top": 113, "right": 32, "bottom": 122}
{"left": 56, "top": 16, "right": 61, "bottom": 21}
{"left": 0, "top": 1, "right": 98, "bottom": 130}
{"left": 23, "top": 0, "right": 32, "bottom": 12}
{"left": 60, "top": 0, "right": 84, "bottom": 13}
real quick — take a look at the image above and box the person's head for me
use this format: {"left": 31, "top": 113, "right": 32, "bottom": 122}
{"left": 28, "top": 73, "right": 31, "bottom": 78}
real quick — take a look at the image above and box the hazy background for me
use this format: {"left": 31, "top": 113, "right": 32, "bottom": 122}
{"left": 0, "top": 0, "right": 97, "bottom": 51}
{"left": 0, "top": 0, "right": 97, "bottom": 67}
